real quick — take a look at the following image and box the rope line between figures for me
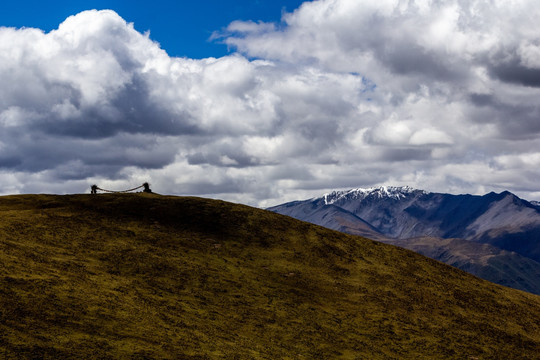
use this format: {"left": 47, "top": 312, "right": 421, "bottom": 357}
{"left": 90, "top": 182, "right": 152, "bottom": 194}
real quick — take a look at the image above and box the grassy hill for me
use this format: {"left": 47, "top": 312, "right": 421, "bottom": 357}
{"left": 1, "top": 194, "right": 540, "bottom": 359}
{"left": 381, "top": 236, "right": 540, "bottom": 295}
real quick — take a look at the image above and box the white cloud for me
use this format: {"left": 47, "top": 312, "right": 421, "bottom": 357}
{"left": 222, "top": 20, "right": 276, "bottom": 35}
{"left": 409, "top": 129, "right": 453, "bottom": 146}
{"left": 496, "top": 152, "right": 540, "bottom": 168}
{"left": 370, "top": 116, "right": 413, "bottom": 145}
{"left": 1, "top": 4, "right": 540, "bottom": 205}
{"left": 517, "top": 42, "right": 540, "bottom": 69}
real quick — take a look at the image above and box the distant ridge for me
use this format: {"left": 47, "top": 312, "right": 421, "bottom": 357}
{"left": 269, "top": 186, "right": 540, "bottom": 294}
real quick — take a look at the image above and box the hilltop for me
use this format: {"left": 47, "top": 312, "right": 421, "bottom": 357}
{"left": 1, "top": 194, "right": 540, "bottom": 359}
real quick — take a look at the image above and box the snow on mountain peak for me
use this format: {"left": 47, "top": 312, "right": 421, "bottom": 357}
{"left": 323, "top": 186, "right": 426, "bottom": 205}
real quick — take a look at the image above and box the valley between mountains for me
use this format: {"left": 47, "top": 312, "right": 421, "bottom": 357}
{"left": 1, "top": 193, "right": 539, "bottom": 359}
{"left": 269, "top": 186, "right": 540, "bottom": 295}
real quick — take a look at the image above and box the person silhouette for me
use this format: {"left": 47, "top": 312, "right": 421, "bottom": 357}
{"left": 143, "top": 183, "right": 152, "bottom": 193}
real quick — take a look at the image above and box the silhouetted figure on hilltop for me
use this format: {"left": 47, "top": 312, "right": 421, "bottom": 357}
{"left": 143, "top": 183, "right": 152, "bottom": 193}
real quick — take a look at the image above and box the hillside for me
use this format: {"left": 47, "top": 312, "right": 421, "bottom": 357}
{"left": 1, "top": 194, "right": 540, "bottom": 359}
{"left": 269, "top": 186, "right": 540, "bottom": 294}
{"left": 381, "top": 237, "right": 540, "bottom": 295}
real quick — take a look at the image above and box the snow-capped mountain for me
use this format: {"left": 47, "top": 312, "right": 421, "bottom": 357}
{"left": 268, "top": 186, "right": 540, "bottom": 294}
{"left": 272, "top": 187, "right": 540, "bottom": 255}
{"left": 323, "top": 186, "right": 426, "bottom": 205}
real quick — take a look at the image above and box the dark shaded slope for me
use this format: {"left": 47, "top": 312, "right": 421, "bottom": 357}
{"left": 384, "top": 237, "right": 540, "bottom": 295}
{"left": 402, "top": 192, "right": 499, "bottom": 238}
{"left": 268, "top": 198, "right": 386, "bottom": 240}
{"left": 1, "top": 194, "right": 540, "bottom": 359}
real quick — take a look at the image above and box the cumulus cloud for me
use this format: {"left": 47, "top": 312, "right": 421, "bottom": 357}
{"left": 1, "top": 3, "right": 540, "bottom": 206}
{"left": 219, "top": 0, "right": 540, "bottom": 202}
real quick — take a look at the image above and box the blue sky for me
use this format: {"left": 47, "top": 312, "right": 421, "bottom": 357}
{"left": 0, "top": 0, "right": 304, "bottom": 58}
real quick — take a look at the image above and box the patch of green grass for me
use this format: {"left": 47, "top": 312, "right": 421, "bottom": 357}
{"left": 1, "top": 193, "right": 539, "bottom": 359}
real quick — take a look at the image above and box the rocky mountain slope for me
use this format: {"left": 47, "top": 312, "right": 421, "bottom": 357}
{"left": 269, "top": 186, "right": 540, "bottom": 294}
{"left": 1, "top": 193, "right": 540, "bottom": 359}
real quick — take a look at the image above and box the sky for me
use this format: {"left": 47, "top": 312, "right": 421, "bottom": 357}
{"left": 0, "top": 0, "right": 305, "bottom": 58}
{"left": 1, "top": 0, "right": 540, "bottom": 206}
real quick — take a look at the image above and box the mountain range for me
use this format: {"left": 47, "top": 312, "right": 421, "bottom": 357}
{"left": 269, "top": 186, "right": 540, "bottom": 294}
{"left": 1, "top": 193, "right": 540, "bottom": 358}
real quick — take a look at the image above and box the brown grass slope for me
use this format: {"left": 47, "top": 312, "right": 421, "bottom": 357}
{"left": 0, "top": 194, "right": 539, "bottom": 359}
